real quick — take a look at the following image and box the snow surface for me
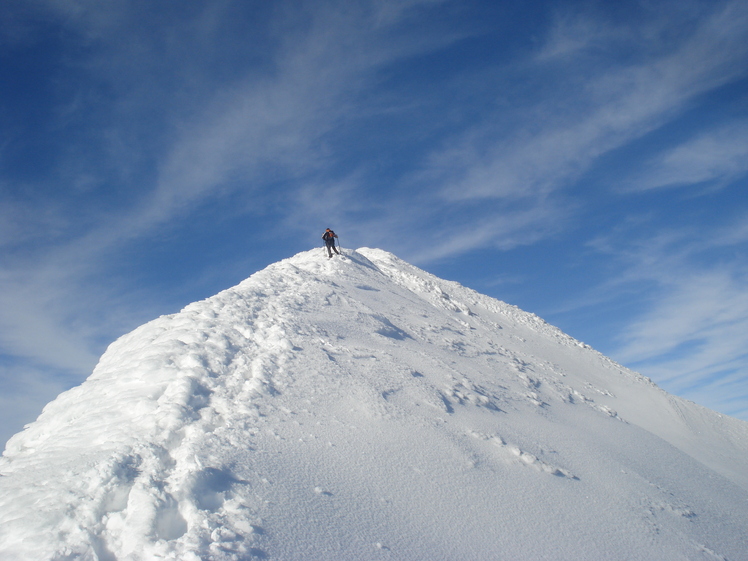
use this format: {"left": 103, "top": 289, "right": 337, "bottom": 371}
{"left": 1, "top": 248, "right": 748, "bottom": 561}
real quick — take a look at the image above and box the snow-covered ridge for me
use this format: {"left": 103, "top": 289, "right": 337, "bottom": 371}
{"left": 1, "top": 248, "right": 747, "bottom": 560}
{"left": 359, "top": 248, "right": 647, "bottom": 376}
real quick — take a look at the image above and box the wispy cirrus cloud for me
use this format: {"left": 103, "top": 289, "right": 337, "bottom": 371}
{"left": 104, "top": 0, "right": 462, "bottom": 240}
{"left": 617, "top": 265, "right": 748, "bottom": 419}
{"left": 371, "top": 0, "right": 748, "bottom": 267}
{"left": 624, "top": 120, "right": 748, "bottom": 191}
{"left": 580, "top": 215, "right": 748, "bottom": 420}
{"left": 430, "top": 0, "right": 748, "bottom": 204}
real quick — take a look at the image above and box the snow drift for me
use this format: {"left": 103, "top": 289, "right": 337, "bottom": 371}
{"left": 1, "top": 248, "right": 747, "bottom": 560}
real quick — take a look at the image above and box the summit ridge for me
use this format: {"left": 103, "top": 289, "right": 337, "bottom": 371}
{"left": 1, "top": 248, "right": 747, "bottom": 560}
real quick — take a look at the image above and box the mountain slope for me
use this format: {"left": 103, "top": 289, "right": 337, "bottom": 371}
{"left": 1, "top": 248, "right": 747, "bottom": 561}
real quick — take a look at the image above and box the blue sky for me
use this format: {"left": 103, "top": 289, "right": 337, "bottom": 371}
{"left": 1, "top": 0, "right": 747, "bottom": 446}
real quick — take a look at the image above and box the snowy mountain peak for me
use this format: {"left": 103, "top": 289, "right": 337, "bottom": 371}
{"left": 1, "top": 248, "right": 747, "bottom": 560}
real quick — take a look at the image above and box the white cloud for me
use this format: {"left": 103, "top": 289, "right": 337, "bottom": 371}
{"left": 403, "top": 201, "right": 567, "bottom": 263}
{"left": 106, "top": 0, "right": 462, "bottom": 243}
{"left": 616, "top": 270, "right": 748, "bottom": 366}
{"left": 616, "top": 267, "right": 748, "bottom": 420}
{"left": 433, "top": 0, "right": 748, "bottom": 204}
{"left": 626, "top": 121, "right": 748, "bottom": 191}
{"left": 579, "top": 216, "right": 748, "bottom": 421}
{"left": 535, "top": 15, "right": 605, "bottom": 61}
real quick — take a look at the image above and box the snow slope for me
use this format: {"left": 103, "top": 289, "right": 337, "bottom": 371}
{"left": 1, "top": 248, "right": 747, "bottom": 561}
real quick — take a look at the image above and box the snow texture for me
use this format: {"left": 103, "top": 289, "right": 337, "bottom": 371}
{"left": 1, "top": 248, "right": 747, "bottom": 560}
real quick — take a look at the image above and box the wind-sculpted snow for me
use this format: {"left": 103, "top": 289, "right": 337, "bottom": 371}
{"left": 1, "top": 248, "right": 747, "bottom": 560}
